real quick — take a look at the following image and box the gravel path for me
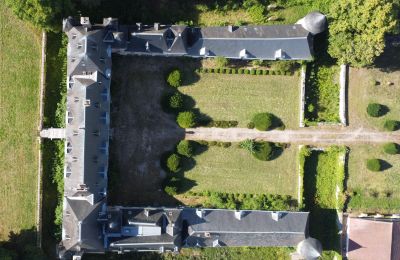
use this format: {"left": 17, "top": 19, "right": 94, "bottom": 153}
{"left": 185, "top": 127, "right": 400, "bottom": 145}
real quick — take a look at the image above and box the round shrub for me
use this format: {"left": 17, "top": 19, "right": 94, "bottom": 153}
{"left": 215, "top": 56, "right": 228, "bottom": 68}
{"left": 164, "top": 185, "right": 178, "bottom": 195}
{"left": 166, "top": 153, "right": 181, "bottom": 173}
{"left": 177, "top": 140, "right": 193, "bottom": 157}
{"left": 383, "top": 143, "right": 400, "bottom": 154}
{"left": 252, "top": 112, "right": 273, "bottom": 131}
{"left": 367, "top": 103, "right": 384, "bottom": 117}
{"left": 384, "top": 120, "right": 400, "bottom": 131}
{"left": 177, "top": 111, "right": 197, "bottom": 128}
{"left": 166, "top": 69, "right": 182, "bottom": 88}
{"left": 253, "top": 142, "right": 274, "bottom": 161}
{"left": 366, "top": 158, "right": 382, "bottom": 172}
{"left": 164, "top": 176, "right": 181, "bottom": 195}
{"left": 247, "top": 122, "right": 255, "bottom": 129}
{"left": 169, "top": 92, "right": 184, "bottom": 110}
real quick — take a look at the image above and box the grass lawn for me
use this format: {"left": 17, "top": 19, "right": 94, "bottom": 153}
{"left": 347, "top": 144, "right": 400, "bottom": 213}
{"left": 349, "top": 68, "right": 400, "bottom": 130}
{"left": 0, "top": 2, "right": 41, "bottom": 241}
{"left": 180, "top": 73, "right": 300, "bottom": 128}
{"left": 303, "top": 147, "right": 346, "bottom": 251}
{"left": 180, "top": 145, "right": 299, "bottom": 198}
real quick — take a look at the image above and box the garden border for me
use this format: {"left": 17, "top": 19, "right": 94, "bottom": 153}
{"left": 299, "top": 66, "right": 306, "bottom": 127}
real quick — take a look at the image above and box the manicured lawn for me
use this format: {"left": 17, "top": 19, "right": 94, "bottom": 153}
{"left": 347, "top": 144, "right": 400, "bottom": 213}
{"left": 180, "top": 73, "right": 300, "bottom": 128}
{"left": 0, "top": 2, "right": 41, "bottom": 240}
{"left": 180, "top": 145, "right": 299, "bottom": 198}
{"left": 349, "top": 68, "right": 400, "bottom": 130}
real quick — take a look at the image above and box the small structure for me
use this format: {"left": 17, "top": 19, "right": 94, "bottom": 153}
{"left": 296, "top": 237, "right": 323, "bottom": 260}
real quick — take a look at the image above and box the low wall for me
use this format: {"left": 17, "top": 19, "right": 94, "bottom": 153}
{"left": 299, "top": 66, "right": 306, "bottom": 127}
{"left": 339, "top": 64, "right": 347, "bottom": 126}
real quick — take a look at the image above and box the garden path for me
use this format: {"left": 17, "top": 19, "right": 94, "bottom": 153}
{"left": 185, "top": 127, "right": 400, "bottom": 145}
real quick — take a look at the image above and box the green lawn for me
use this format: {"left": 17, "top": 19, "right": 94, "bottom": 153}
{"left": 347, "top": 144, "right": 400, "bottom": 213}
{"left": 180, "top": 145, "right": 299, "bottom": 197}
{"left": 0, "top": 2, "right": 41, "bottom": 240}
{"left": 180, "top": 73, "right": 300, "bottom": 128}
{"left": 349, "top": 68, "right": 400, "bottom": 130}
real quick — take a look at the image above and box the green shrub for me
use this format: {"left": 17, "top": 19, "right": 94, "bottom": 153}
{"left": 177, "top": 111, "right": 197, "bottom": 128}
{"left": 252, "top": 112, "right": 273, "bottom": 131}
{"left": 239, "top": 68, "right": 244, "bottom": 74}
{"left": 264, "top": 70, "right": 269, "bottom": 75}
{"left": 222, "top": 68, "right": 227, "bottom": 74}
{"left": 164, "top": 185, "right": 178, "bottom": 195}
{"left": 366, "top": 159, "right": 382, "bottom": 172}
{"left": 177, "top": 140, "right": 194, "bottom": 157}
{"left": 245, "top": 69, "right": 250, "bottom": 74}
{"left": 251, "top": 59, "right": 264, "bottom": 67}
{"left": 250, "top": 70, "right": 256, "bottom": 75}
{"left": 222, "top": 142, "right": 232, "bottom": 148}
{"left": 166, "top": 69, "right": 182, "bottom": 88}
{"left": 383, "top": 143, "right": 400, "bottom": 154}
{"left": 240, "top": 139, "right": 257, "bottom": 153}
{"left": 247, "top": 122, "right": 255, "bottom": 129}
{"left": 204, "top": 68, "right": 209, "bottom": 73}
{"left": 209, "top": 141, "right": 217, "bottom": 146}
{"left": 384, "top": 120, "right": 400, "bottom": 131}
{"left": 169, "top": 92, "right": 184, "bottom": 110}
{"left": 208, "top": 120, "right": 238, "bottom": 128}
{"left": 256, "top": 70, "right": 263, "bottom": 75}
{"left": 210, "top": 68, "right": 215, "bottom": 73}
{"left": 198, "top": 68, "right": 203, "bottom": 73}
{"left": 247, "top": 4, "right": 266, "bottom": 24}
{"left": 166, "top": 153, "right": 181, "bottom": 173}
{"left": 367, "top": 103, "right": 385, "bottom": 117}
{"left": 253, "top": 142, "right": 274, "bottom": 161}
{"left": 226, "top": 68, "right": 232, "bottom": 74}
{"left": 232, "top": 69, "right": 238, "bottom": 74}
{"left": 215, "top": 56, "right": 228, "bottom": 68}
{"left": 276, "top": 70, "right": 282, "bottom": 75}
{"left": 271, "top": 70, "right": 276, "bottom": 75}
{"left": 272, "top": 61, "right": 299, "bottom": 72}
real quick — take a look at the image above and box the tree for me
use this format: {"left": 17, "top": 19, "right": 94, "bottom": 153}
{"left": 166, "top": 69, "right": 182, "bottom": 88}
{"left": 328, "top": 0, "right": 398, "bottom": 67}
{"left": 384, "top": 120, "right": 400, "bottom": 131}
{"left": 166, "top": 153, "right": 181, "bottom": 173}
{"left": 383, "top": 143, "right": 400, "bottom": 154}
{"left": 169, "top": 92, "right": 184, "bottom": 110}
{"left": 366, "top": 158, "right": 382, "bottom": 172}
{"left": 215, "top": 56, "right": 228, "bottom": 68}
{"left": 176, "top": 111, "right": 197, "bottom": 128}
{"left": 367, "top": 103, "right": 385, "bottom": 117}
{"left": 239, "top": 139, "right": 257, "bottom": 153}
{"left": 252, "top": 112, "right": 273, "bottom": 131}
{"left": 177, "top": 140, "right": 193, "bottom": 157}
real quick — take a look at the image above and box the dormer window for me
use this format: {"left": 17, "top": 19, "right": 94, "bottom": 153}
{"left": 77, "top": 43, "right": 83, "bottom": 49}
{"left": 71, "top": 57, "right": 76, "bottom": 62}
{"left": 72, "top": 34, "right": 77, "bottom": 39}
{"left": 84, "top": 99, "right": 91, "bottom": 107}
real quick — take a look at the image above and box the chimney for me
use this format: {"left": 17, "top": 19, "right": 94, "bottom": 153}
{"left": 228, "top": 25, "right": 233, "bottom": 32}
{"left": 144, "top": 208, "right": 150, "bottom": 217}
{"left": 154, "top": 23, "right": 160, "bottom": 31}
{"left": 136, "top": 22, "right": 142, "bottom": 31}
{"left": 80, "top": 17, "right": 91, "bottom": 29}
{"left": 271, "top": 211, "right": 281, "bottom": 221}
{"left": 196, "top": 209, "right": 204, "bottom": 218}
{"left": 234, "top": 210, "right": 244, "bottom": 220}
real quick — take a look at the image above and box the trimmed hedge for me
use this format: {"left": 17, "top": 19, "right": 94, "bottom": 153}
{"left": 384, "top": 120, "right": 400, "bottom": 131}
{"left": 207, "top": 120, "right": 238, "bottom": 128}
{"left": 177, "top": 111, "right": 197, "bottom": 128}
{"left": 367, "top": 103, "right": 385, "bottom": 117}
{"left": 252, "top": 112, "right": 273, "bottom": 131}
{"left": 166, "top": 153, "right": 181, "bottom": 173}
{"left": 366, "top": 158, "right": 382, "bottom": 172}
{"left": 383, "top": 143, "right": 400, "bottom": 154}
{"left": 197, "top": 68, "right": 290, "bottom": 76}
{"left": 166, "top": 69, "right": 182, "bottom": 88}
{"left": 177, "top": 140, "right": 194, "bottom": 157}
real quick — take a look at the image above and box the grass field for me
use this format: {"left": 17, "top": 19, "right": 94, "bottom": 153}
{"left": 349, "top": 68, "right": 400, "bottom": 130}
{"left": 180, "top": 73, "right": 300, "bottom": 128}
{"left": 347, "top": 144, "right": 400, "bottom": 213}
{"left": 0, "top": 2, "right": 41, "bottom": 241}
{"left": 180, "top": 145, "right": 299, "bottom": 197}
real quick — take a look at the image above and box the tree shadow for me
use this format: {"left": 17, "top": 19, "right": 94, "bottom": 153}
{"left": 0, "top": 228, "right": 45, "bottom": 259}
{"left": 374, "top": 36, "right": 400, "bottom": 70}
{"left": 377, "top": 104, "right": 390, "bottom": 117}
{"left": 271, "top": 113, "right": 285, "bottom": 130}
{"left": 379, "top": 159, "right": 392, "bottom": 171}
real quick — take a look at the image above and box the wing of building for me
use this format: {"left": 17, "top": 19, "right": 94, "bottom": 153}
{"left": 58, "top": 14, "right": 326, "bottom": 259}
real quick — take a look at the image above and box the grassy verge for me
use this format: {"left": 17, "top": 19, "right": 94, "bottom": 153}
{"left": 41, "top": 32, "right": 67, "bottom": 257}
{"left": 302, "top": 146, "right": 346, "bottom": 251}
{"left": 179, "top": 73, "right": 300, "bottom": 128}
{"left": 179, "top": 145, "right": 299, "bottom": 197}
{"left": 0, "top": 0, "right": 41, "bottom": 243}
{"left": 347, "top": 144, "right": 400, "bottom": 213}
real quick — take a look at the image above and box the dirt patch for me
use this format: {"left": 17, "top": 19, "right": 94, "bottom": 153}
{"left": 108, "top": 55, "right": 200, "bottom": 206}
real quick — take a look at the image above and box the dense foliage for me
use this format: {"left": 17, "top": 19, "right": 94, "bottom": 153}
{"left": 328, "top": 0, "right": 398, "bottom": 67}
{"left": 168, "top": 92, "right": 184, "bottom": 110}
{"left": 366, "top": 158, "right": 382, "bottom": 172}
{"left": 383, "top": 143, "right": 400, "bottom": 154}
{"left": 252, "top": 112, "right": 273, "bottom": 131}
{"left": 166, "top": 69, "right": 182, "bottom": 88}
{"left": 366, "top": 103, "right": 385, "bottom": 117}
{"left": 384, "top": 120, "right": 400, "bottom": 131}
{"left": 176, "top": 111, "right": 197, "bottom": 128}
{"left": 239, "top": 139, "right": 257, "bottom": 153}
{"left": 252, "top": 141, "right": 274, "bottom": 161}
{"left": 177, "top": 140, "right": 194, "bottom": 157}
{"left": 215, "top": 56, "right": 228, "bottom": 68}
{"left": 166, "top": 153, "right": 181, "bottom": 173}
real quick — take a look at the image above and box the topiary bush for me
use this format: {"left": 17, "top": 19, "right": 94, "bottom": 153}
{"left": 384, "top": 120, "right": 400, "bottom": 131}
{"left": 166, "top": 153, "right": 181, "bottom": 173}
{"left": 366, "top": 158, "right": 382, "bottom": 172}
{"left": 169, "top": 92, "right": 184, "bottom": 110}
{"left": 177, "top": 140, "right": 193, "bottom": 157}
{"left": 166, "top": 69, "right": 182, "bottom": 88}
{"left": 383, "top": 143, "right": 400, "bottom": 154}
{"left": 177, "top": 111, "right": 197, "bottom": 128}
{"left": 253, "top": 142, "right": 274, "bottom": 161}
{"left": 367, "top": 103, "right": 385, "bottom": 117}
{"left": 252, "top": 112, "right": 273, "bottom": 131}
{"left": 163, "top": 176, "right": 181, "bottom": 195}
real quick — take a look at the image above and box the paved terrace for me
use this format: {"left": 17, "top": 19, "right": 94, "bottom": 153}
{"left": 185, "top": 127, "right": 400, "bottom": 145}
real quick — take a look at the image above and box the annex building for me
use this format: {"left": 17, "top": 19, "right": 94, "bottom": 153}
{"left": 57, "top": 13, "right": 327, "bottom": 259}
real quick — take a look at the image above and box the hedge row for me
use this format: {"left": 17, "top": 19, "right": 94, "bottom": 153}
{"left": 196, "top": 140, "right": 232, "bottom": 148}
{"left": 196, "top": 67, "right": 293, "bottom": 76}
{"left": 207, "top": 120, "right": 238, "bottom": 128}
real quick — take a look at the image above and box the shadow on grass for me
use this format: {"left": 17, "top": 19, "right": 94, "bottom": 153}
{"left": 0, "top": 228, "right": 45, "bottom": 259}
{"left": 379, "top": 159, "right": 393, "bottom": 171}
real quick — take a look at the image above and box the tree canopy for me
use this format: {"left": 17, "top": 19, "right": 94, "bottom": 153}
{"left": 328, "top": 0, "right": 398, "bottom": 67}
